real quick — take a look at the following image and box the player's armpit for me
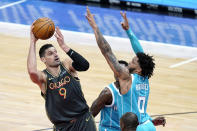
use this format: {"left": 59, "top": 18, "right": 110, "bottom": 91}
{"left": 90, "top": 87, "right": 112, "bottom": 117}
{"left": 119, "top": 78, "right": 132, "bottom": 95}
{"left": 104, "top": 51, "right": 130, "bottom": 80}
{"left": 39, "top": 80, "right": 47, "bottom": 95}
{"left": 39, "top": 72, "right": 47, "bottom": 94}
{"left": 103, "top": 52, "right": 131, "bottom": 94}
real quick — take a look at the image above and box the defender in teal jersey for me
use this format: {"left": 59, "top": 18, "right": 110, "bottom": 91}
{"left": 90, "top": 61, "right": 165, "bottom": 131}
{"left": 120, "top": 12, "right": 157, "bottom": 131}
{"left": 86, "top": 7, "right": 165, "bottom": 131}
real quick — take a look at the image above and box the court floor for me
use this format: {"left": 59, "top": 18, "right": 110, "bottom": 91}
{"left": 0, "top": 34, "right": 197, "bottom": 131}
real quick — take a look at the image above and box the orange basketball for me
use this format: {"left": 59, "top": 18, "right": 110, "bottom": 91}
{"left": 32, "top": 17, "right": 55, "bottom": 40}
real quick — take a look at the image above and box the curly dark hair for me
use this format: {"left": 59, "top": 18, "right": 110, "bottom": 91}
{"left": 136, "top": 52, "right": 155, "bottom": 79}
{"left": 39, "top": 44, "right": 54, "bottom": 58}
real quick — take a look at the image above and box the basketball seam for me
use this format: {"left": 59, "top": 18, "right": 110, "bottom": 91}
{"left": 34, "top": 19, "right": 50, "bottom": 36}
{"left": 43, "top": 21, "right": 54, "bottom": 39}
{"left": 46, "top": 22, "right": 55, "bottom": 39}
{"left": 49, "top": 22, "right": 55, "bottom": 36}
{"left": 42, "top": 23, "right": 50, "bottom": 39}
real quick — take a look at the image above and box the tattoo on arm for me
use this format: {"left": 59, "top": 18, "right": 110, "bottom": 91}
{"left": 96, "top": 29, "right": 111, "bottom": 54}
{"left": 95, "top": 28, "right": 124, "bottom": 76}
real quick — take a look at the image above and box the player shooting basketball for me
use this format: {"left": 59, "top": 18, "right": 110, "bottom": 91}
{"left": 27, "top": 24, "right": 97, "bottom": 131}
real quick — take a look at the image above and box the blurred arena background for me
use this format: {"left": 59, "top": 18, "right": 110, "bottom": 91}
{"left": 0, "top": 0, "right": 197, "bottom": 131}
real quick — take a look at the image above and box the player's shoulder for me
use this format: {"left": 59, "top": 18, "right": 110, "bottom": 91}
{"left": 97, "top": 87, "right": 113, "bottom": 104}
{"left": 100, "top": 87, "right": 112, "bottom": 97}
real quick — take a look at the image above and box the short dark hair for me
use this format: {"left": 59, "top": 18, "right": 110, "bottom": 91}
{"left": 136, "top": 52, "right": 155, "bottom": 78}
{"left": 39, "top": 44, "right": 54, "bottom": 58}
{"left": 118, "top": 60, "right": 128, "bottom": 66}
{"left": 120, "top": 112, "right": 139, "bottom": 131}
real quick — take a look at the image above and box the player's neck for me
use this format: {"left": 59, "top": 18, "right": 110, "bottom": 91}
{"left": 46, "top": 65, "right": 61, "bottom": 77}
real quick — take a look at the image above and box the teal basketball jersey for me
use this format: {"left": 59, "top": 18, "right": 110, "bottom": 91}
{"left": 131, "top": 74, "right": 151, "bottom": 124}
{"left": 99, "top": 82, "right": 133, "bottom": 131}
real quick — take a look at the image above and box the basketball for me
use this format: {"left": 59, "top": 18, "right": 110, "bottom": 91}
{"left": 32, "top": 17, "right": 55, "bottom": 40}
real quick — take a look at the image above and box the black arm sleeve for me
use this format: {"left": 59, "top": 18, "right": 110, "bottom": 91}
{"left": 66, "top": 49, "right": 89, "bottom": 71}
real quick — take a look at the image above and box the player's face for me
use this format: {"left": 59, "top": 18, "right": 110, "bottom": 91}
{"left": 42, "top": 47, "right": 60, "bottom": 67}
{"left": 128, "top": 56, "right": 141, "bottom": 74}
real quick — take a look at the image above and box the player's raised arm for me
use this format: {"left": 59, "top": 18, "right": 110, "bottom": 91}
{"left": 54, "top": 27, "right": 90, "bottom": 73}
{"left": 27, "top": 25, "right": 46, "bottom": 92}
{"left": 86, "top": 7, "right": 131, "bottom": 94}
{"left": 120, "top": 11, "right": 144, "bottom": 54}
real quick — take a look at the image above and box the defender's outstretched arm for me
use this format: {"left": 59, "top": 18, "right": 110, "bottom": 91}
{"left": 86, "top": 7, "right": 129, "bottom": 78}
{"left": 86, "top": 7, "right": 131, "bottom": 94}
{"left": 120, "top": 11, "right": 144, "bottom": 54}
